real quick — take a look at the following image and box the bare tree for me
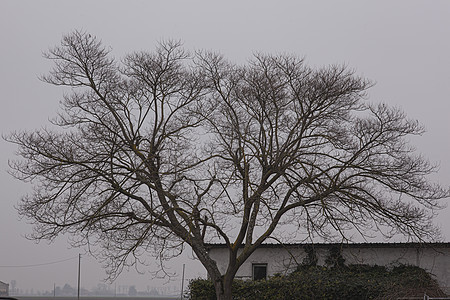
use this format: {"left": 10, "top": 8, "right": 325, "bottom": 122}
{"left": 6, "top": 31, "right": 449, "bottom": 300}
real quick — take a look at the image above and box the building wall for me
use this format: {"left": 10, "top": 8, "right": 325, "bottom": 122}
{"left": 0, "top": 281, "right": 9, "bottom": 296}
{"left": 207, "top": 244, "right": 450, "bottom": 293}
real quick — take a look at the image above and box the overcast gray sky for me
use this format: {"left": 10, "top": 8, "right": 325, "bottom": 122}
{"left": 1, "top": 0, "right": 450, "bottom": 294}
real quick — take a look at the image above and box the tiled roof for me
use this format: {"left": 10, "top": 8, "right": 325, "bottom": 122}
{"left": 205, "top": 242, "right": 450, "bottom": 250}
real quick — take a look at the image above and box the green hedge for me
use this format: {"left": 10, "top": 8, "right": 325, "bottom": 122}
{"left": 188, "top": 265, "right": 446, "bottom": 300}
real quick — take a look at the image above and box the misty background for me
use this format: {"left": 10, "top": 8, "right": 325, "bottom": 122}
{"left": 1, "top": 0, "right": 449, "bottom": 295}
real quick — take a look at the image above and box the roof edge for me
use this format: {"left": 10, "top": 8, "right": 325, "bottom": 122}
{"left": 205, "top": 242, "right": 450, "bottom": 250}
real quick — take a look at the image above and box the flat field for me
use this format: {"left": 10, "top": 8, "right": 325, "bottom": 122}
{"left": 9, "top": 297, "right": 178, "bottom": 300}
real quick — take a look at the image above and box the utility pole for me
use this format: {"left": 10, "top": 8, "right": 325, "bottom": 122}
{"left": 77, "top": 254, "right": 81, "bottom": 300}
{"left": 180, "top": 264, "right": 185, "bottom": 300}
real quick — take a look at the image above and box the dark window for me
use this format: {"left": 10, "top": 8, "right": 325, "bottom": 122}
{"left": 252, "top": 263, "right": 267, "bottom": 280}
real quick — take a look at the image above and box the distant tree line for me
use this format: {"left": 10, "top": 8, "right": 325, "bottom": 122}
{"left": 10, "top": 281, "right": 166, "bottom": 297}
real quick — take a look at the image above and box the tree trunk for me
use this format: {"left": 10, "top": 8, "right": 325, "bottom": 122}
{"left": 214, "top": 276, "right": 233, "bottom": 300}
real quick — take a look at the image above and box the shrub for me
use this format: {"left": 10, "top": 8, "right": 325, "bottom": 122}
{"left": 188, "top": 264, "right": 446, "bottom": 300}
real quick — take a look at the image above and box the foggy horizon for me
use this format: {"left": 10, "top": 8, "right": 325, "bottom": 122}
{"left": 1, "top": 0, "right": 450, "bottom": 294}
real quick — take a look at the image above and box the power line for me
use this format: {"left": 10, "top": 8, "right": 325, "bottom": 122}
{"left": 0, "top": 256, "right": 77, "bottom": 268}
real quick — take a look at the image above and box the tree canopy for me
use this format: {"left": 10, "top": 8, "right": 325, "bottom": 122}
{"left": 6, "top": 31, "right": 449, "bottom": 300}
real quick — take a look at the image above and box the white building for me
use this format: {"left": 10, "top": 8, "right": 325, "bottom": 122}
{"left": 0, "top": 281, "right": 9, "bottom": 296}
{"left": 206, "top": 243, "right": 450, "bottom": 293}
